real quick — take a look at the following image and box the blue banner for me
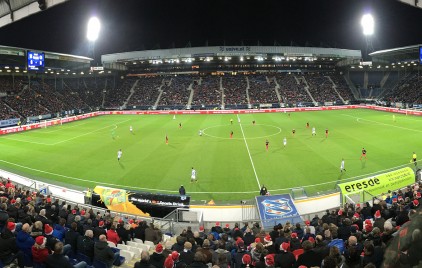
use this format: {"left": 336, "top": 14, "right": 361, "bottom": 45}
{"left": 255, "top": 194, "right": 302, "bottom": 229}
{"left": 0, "top": 118, "right": 20, "bottom": 128}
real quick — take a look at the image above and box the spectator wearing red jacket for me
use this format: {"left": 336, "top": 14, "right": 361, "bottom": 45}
{"left": 106, "top": 225, "right": 120, "bottom": 246}
{"left": 32, "top": 236, "right": 49, "bottom": 264}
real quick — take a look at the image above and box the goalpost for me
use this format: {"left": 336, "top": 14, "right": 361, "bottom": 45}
{"left": 40, "top": 118, "right": 62, "bottom": 129}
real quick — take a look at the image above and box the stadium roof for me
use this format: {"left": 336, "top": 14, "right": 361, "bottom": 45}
{"left": 0, "top": 0, "right": 67, "bottom": 28}
{"left": 102, "top": 46, "right": 362, "bottom": 64}
{"left": 369, "top": 44, "right": 422, "bottom": 63}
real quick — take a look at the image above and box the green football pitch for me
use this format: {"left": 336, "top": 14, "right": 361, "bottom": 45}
{"left": 0, "top": 109, "right": 421, "bottom": 202}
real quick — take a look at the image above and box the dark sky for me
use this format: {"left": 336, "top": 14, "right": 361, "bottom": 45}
{"left": 0, "top": 0, "right": 422, "bottom": 60}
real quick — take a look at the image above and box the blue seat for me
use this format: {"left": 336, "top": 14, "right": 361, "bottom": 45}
{"left": 76, "top": 252, "right": 93, "bottom": 266}
{"left": 92, "top": 259, "right": 108, "bottom": 268}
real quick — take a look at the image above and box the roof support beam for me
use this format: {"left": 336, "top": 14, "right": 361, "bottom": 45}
{"left": 4, "top": 0, "right": 13, "bottom": 21}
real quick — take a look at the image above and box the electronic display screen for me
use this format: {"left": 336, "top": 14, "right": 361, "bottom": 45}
{"left": 27, "top": 51, "right": 45, "bottom": 71}
{"left": 419, "top": 46, "right": 422, "bottom": 64}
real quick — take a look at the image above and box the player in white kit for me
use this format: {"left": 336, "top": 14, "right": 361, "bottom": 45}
{"left": 340, "top": 159, "right": 346, "bottom": 172}
{"left": 283, "top": 137, "right": 287, "bottom": 147}
{"left": 117, "top": 149, "right": 122, "bottom": 161}
{"left": 191, "top": 167, "right": 197, "bottom": 183}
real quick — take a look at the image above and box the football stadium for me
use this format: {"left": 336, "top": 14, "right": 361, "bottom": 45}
{"left": 0, "top": 0, "right": 421, "bottom": 267}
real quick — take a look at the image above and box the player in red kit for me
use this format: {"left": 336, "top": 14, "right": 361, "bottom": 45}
{"left": 306, "top": 122, "right": 309, "bottom": 128}
{"left": 165, "top": 134, "right": 169, "bottom": 144}
{"left": 230, "top": 131, "right": 233, "bottom": 139}
{"left": 265, "top": 139, "right": 269, "bottom": 151}
{"left": 325, "top": 128, "right": 329, "bottom": 138}
{"left": 360, "top": 148, "right": 367, "bottom": 160}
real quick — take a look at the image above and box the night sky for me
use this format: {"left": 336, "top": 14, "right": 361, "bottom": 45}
{"left": 0, "top": 0, "right": 422, "bottom": 60}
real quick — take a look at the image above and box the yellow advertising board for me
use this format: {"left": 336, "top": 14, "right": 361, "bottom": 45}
{"left": 338, "top": 167, "right": 415, "bottom": 199}
{"left": 93, "top": 186, "right": 150, "bottom": 217}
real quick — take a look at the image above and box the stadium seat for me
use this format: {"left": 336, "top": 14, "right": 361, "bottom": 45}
{"left": 138, "top": 243, "right": 151, "bottom": 252}
{"left": 119, "top": 249, "right": 134, "bottom": 263}
{"left": 93, "top": 259, "right": 108, "bottom": 268}
{"left": 107, "top": 241, "right": 117, "bottom": 247}
{"left": 144, "top": 240, "right": 155, "bottom": 249}
{"left": 133, "top": 238, "right": 143, "bottom": 243}
{"left": 127, "top": 246, "right": 142, "bottom": 258}
{"left": 117, "top": 244, "right": 129, "bottom": 251}
{"left": 126, "top": 241, "right": 138, "bottom": 247}
{"left": 76, "top": 252, "right": 93, "bottom": 266}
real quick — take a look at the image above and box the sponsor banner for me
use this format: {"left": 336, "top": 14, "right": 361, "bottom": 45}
{"left": 27, "top": 114, "right": 52, "bottom": 121}
{"left": 365, "top": 105, "right": 422, "bottom": 116}
{"left": 338, "top": 167, "right": 415, "bottom": 198}
{"left": 0, "top": 118, "right": 20, "bottom": 127}
{"left": 0, "top": 112, "right": 98, "bottom": 135}
{"left": 93, "top": 185, "right": 190, "bottom": 218}
{"left": 256, "top": 194, "right": 302, "bottom": 229}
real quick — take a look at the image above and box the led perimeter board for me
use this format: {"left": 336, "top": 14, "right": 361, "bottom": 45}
{"left": 27, "top": 51, "right": 45, "bottom": 71}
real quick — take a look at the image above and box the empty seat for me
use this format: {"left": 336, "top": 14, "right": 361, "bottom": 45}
{"left": 138, "top": 244, "right": 151, "bottom": 252}
{"left": 117, "top": 244, "right": 129, "bottom": 251}
{"left": 107, "top": 241, "right": 116, "bottom": 248}
{"left": 144, "top": 240, "right": 155, "bottom": 249}
{"left": 126, "top": 241, "right": 139, "bottom": 247}
{"left": 133, "top": 238, "right": 144, "bottom": 243}
{"left": 119, "top": 250, "right": 134, "bottom": 263}
{"left": 127, "top": 246, "right": 142, "bottom": 258}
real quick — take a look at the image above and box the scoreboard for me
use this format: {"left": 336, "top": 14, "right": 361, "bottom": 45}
{"left": 27, "top": 51, "right": 45, "bottom": 71}
{"left": 420, "top": 46, "right": 422, "bottom": 64}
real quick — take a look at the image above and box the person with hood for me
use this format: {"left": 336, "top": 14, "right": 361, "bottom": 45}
{"left": 16, "top": 223, "right": 35, "bottom": 267}
{"left": 212, "top": 240, "right": 231, "bottom": 268}
{"left": 94, "top": 235, "right": 119, "bottom": 268}
{"left": 77, "top": 230, "right": 95, "bottom": 262}
{"left": 0, "top": 222, "right": 24, "bottom": 267}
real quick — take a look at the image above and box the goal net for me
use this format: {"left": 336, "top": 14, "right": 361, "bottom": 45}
{"left": 40, "top": 118, "right": 62, "bottom": 129}
{"left": 291, "top": 187, "right": 307, "bottom": 200}
{"left": 343, "top": 190, "right": 374, "bottom": 207}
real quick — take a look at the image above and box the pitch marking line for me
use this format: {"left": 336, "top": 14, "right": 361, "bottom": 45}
{"left": 237, "top": 114, "right": 262, "bottom": 190}
{"left": 0, "top": 161, "right": 259, "bottom": 194}
{"left": 342, "top": 114, "right": 422, "bottom": 133}
{"left": 51, "top": 119, "right": 132, "bottom": 145}
{"left": 202, "top": 124, "right": 281, "bottom": 140}
{"left": 0, "top": 119, "right": 131, "bottom": 146}
{"left": 41, "top": 122, "right": 89, "bottom": 133}
{"left": 0, "top": 159, "right": 419, "bottom": 195}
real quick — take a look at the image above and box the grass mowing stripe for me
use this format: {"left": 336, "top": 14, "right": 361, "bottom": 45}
{"left": 51, "top": 119, "right": 132, "bottom": 145}
{"left": 342, "top": 114, "right": 422, "bottom": 133}
{"left": 237, "top": 114, "right": 261, "bottom": 190}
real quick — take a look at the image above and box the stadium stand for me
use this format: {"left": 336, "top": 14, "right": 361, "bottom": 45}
{"left": 222, "top": 75, "right": 248, "bottom": 107}
{"left": 383, "top": 72, "right": 422, "bottom": 104}
{"left": 158, "top": 75, "right": 193, "bottom": 108}
{"left": 248, "top": 74, "right": 279, "bottom": 104}
{"left": 127, "top": 77, "right": 163, "bottom": 108}
{"left": 0, "top": 176, "right": 419, "bottom": 267}
{"left": 191, "top": 75, "right": 221, "bottom": 108}
{"left": 273, "top": 73, "right": 313, "bottom": 104}
{"left": 104, "top": 78, "right": 138, "bottom": 109}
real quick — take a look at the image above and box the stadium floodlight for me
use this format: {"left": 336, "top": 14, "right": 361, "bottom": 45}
{"left": 87, "top": 17, "right": 101, "bottom": 41}
{"left": 361, "top": 14, "right": 374, "bottom": 36}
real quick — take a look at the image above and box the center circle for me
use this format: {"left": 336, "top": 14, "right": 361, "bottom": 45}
{"left": 202, "top": 124, "right": 282, "bottom": 140}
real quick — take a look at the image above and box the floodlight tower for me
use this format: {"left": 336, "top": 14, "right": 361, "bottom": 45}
{"left": 87, "top": 17, "right": 101, "bottom": 64}
{"left": 361, "top": 14, "right": 374, "bottom": 58}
